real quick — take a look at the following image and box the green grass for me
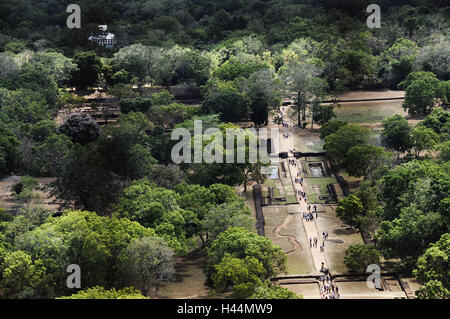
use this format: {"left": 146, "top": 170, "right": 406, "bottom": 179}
{"left": 264, "top": 178, "right": 277, "bottom": 190}
{"left": 294, "top": 139, "right": 324, "bottom": 153}
{"left": 334, "top": 101, "right": 406, "bottom": 124}
{"left": 304, "top": 177, "right": 337, "bottom": 204}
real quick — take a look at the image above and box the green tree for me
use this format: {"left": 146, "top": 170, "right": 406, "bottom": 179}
{"left": 58, "top": 286, "right": 149, "bottom": 299}
{"left": 411, "top": 126, "right": 440, "bottom": 158}
{"left": 413, "top": 233, "right": 449, "bottom": 294}
{"left": 17, "top": 61, "right": 60, "bottom": 106}
{"left": 201, "top": 86, "right": 249, "bottom": 122}
{"left": 113, "top": 179, "right": 193, "bottom": 254}
{"left": 30, "top": 52, "right": 77, "bottom": 87}
{"left": 319, "top": 120, "right": 347, "bottom": 140}
{"left": 382, "top": 38, "right": 419, "bottom": 87}
{"left": 345, "top": 145, "right": 389, "bottom": 179}
{"left": 415, "top": 280, "right": 450, "bottom": 299}
{"left": 213, "top": 54, "right": 269, "bottom": 82}
{"left": 206, "top": 227, "right": 286, "bottom": 281}
{"left": 50, "top": 143, "right": 122, "bottom": 214}
{"left": 312, "top": 103, "right": 336, "bottom": 128}
{"left": 249, "top": 285, "right": 302, "bottom": 299}
{"left": 203, "top": 202, "right": 253, "bottom": 242}
{"left": 375, "top": 207, "right": 446, "bottom": 273}
{"left": 403, "top": 77, "right": 440, "bottom": 115}
{"left": 212, "top": 255, "right": 265, "bottom": 298}
{"left": 439, "top": 141, "right": 450, "bottom": 162}
{"left": 30, "top": 120, "right": 57, "bottom": 143}
{"left": 113, "top": 179, "right": 180, "bottom": 227}
{"left": 22, "top": 210, "right": 158, "bottom": 291}
{"left": 280, "top": 62, "right": 321, "bottom": 126}
{"left": 398, "top": 71, "right": 437, "bottom": 90}
{"left": 344, "top": 244, "right": 381, "bottom": 274}
{"left": 113, "top": 44, "right": 152, "bottom": 89}
{"left": 336, "top": 194, "right": 364, "bottom": 229}
{"left": 324, "top": 124, "right": 371, "bottom": 165}
{"left": 437, "top": 81, "right": 450, "bottom": 108}
{"left": 0, "top": 250, "right": 47, "bottom": 298}
{"left": 381, "top": 115, "right": 412, "bottom": 153}
{"left": 378, "top": 160, "right": 449, "bottom": 220}
{"left": 244, "top": 69, "right": 281, "bottom": 126}
{"left": 33, "top": 133, "right": 73, "bottom": 176}
{"left": 70, "top": 51, "right": 102, "bottom": 90}
{"left": 119, "top": 98, "right": 153, "bottom": 114}
{"left": 122, "top": 237, "right": 174, "bottom": 296}
{"left": 420, "top": 108, "right": 449, "bottom": 136}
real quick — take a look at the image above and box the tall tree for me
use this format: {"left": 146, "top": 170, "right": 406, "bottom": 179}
{"left": 381, "top": 115, "right": 412, "bottom": 153}
{"left": 281, "top": 62, "right": 322, "bottom": 126}
{"left": 70, "top": 51, "right": 102, "bottom": 90}
{"left": 122, "top": 237, "right": 174, "bottom": 296}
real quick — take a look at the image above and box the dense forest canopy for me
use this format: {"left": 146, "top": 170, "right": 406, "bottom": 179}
{"left": 1, "top": 0, "right": 449, "bottom": 53}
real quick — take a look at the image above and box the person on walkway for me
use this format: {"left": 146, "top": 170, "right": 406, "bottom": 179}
{"left": 309, "top": 237, "right": 312, "bottom": 247}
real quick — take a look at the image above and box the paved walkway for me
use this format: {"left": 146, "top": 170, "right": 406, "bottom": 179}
{"left": 277, "top": 109, "right": 328, "bottom": 274}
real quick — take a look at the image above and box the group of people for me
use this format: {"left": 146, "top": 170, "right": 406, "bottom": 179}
{"left": 308, "top": 204, "right": 317, "bottom": 212}
{"left": 304, "top": 212, "right": 315, "bottom": 222}
{"left": 282, "top": 133, "right": 290, "bottom": 139}
{"left": 321, "top": 281, "right": 340, "bottom": 299}
{"left": 319, "top": 265, "right": 339, "bottom": 299}
{"left": 309, "top": 236, "right": 319, "bottom": 248}
{"left": 289, "top": 159, "right": 297, "bottom": 167}
{"left": 294, "top": 176, "right": 303, "bottom": 186}
{"left": 297, "top": 189, "right": 307, "bottom": 201}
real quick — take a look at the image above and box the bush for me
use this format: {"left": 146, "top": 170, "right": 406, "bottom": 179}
{"left": 119, "top": 98, "right": 153, "bottom": 114}
{"left": 0, "top": 207, "right": 12, "bottom": 221}
{"left": 344, "top": 244, "right": 381, "bottom": 274}
{"left": 59, "top": 114, "right": 101, "bottom": 145}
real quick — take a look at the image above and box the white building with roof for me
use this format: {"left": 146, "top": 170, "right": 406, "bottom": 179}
{"left": 88, "top": 25, "right": 115, "bottom": 48}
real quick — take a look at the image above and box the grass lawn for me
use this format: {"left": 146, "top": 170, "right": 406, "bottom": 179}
{"left": 304, "top": 177, "right": 337, "bottom": 204}
{"left": 263, "top": 206, "right": 316, "bottom": 275}
{"left": 334, "top": 100, "right": 406, "bottom": 124}
{"left": 264, "top": 178, "right": 277, "bottom": 188}
{"left": 316, "top": 206, "right": 365, "bottom": 275}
